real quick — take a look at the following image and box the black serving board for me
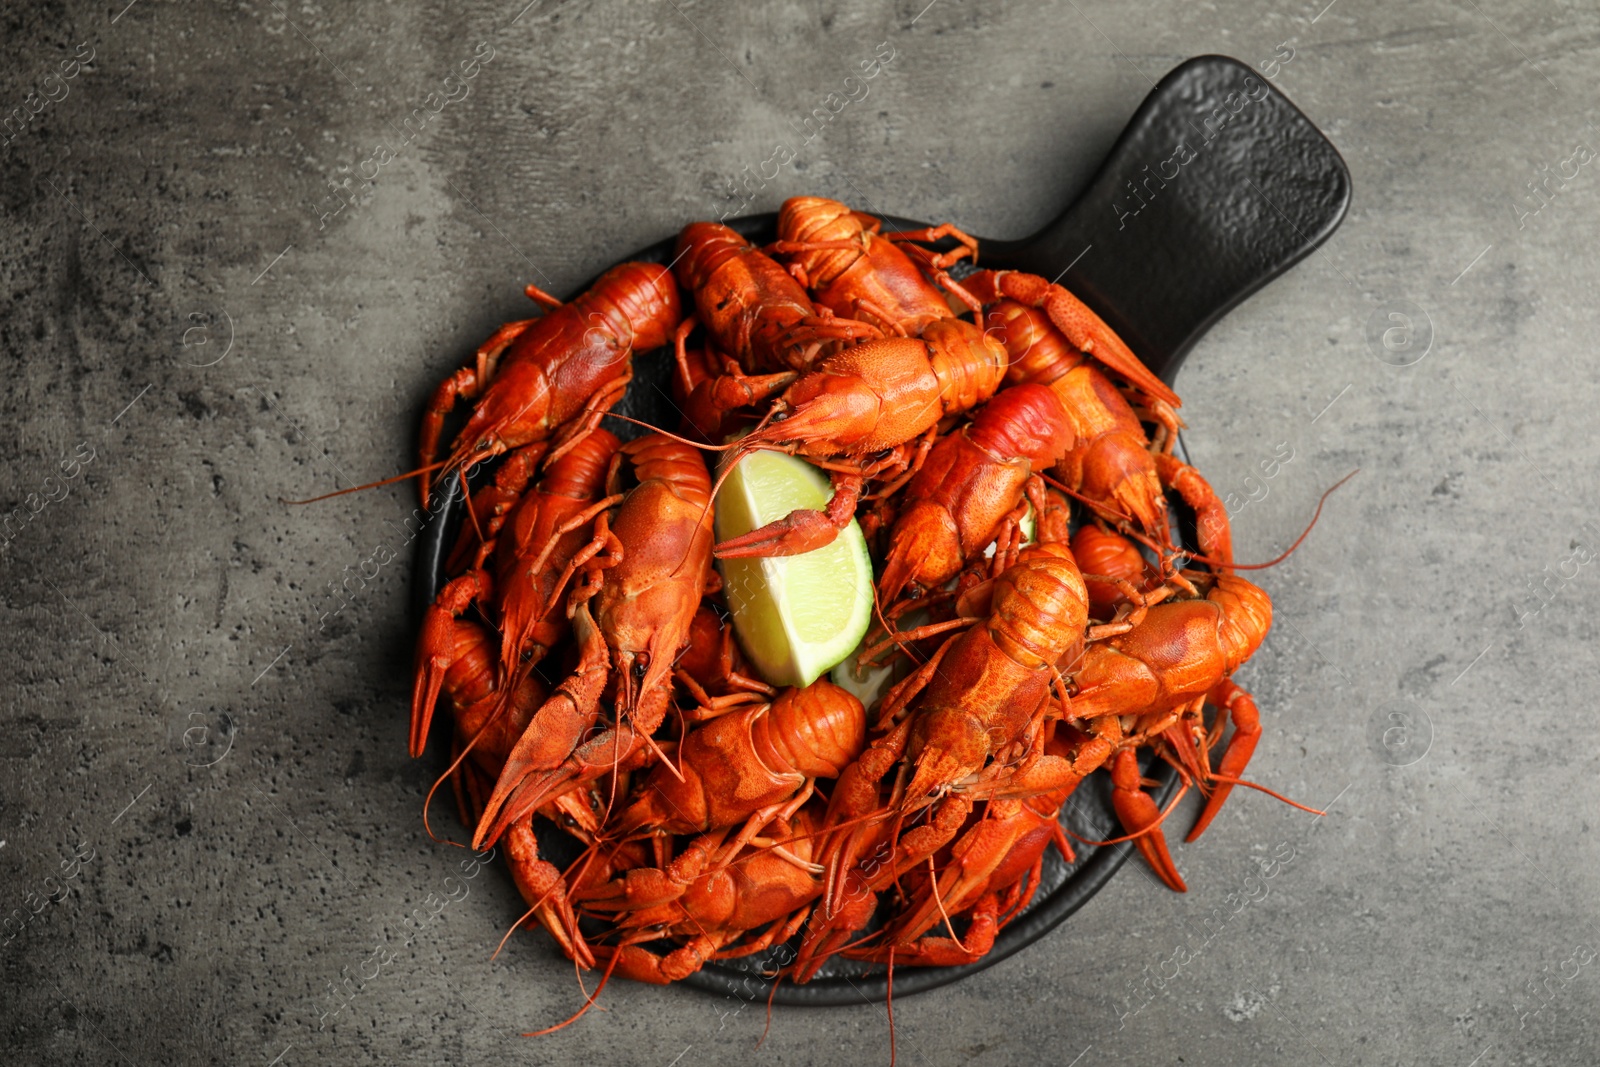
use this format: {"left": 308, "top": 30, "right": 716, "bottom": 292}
{"left": 414, "top": 54, "right": 1349, "bottom": 1006}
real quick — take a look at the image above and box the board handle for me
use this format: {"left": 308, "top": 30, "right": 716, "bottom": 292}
{"left": 981, "top": 54, "right": 1351, "bottom": 385}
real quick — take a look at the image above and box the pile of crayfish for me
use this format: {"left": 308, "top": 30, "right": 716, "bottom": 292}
{"left": 405, "top": 196, "right": 1325, "bottom": 1013}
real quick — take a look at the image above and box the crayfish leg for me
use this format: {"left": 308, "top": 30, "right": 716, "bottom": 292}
{"left": 576, "top": 828, "right": 726, "bottom": 913}
{"left": 410, "top": 570, "right": 494, "bottom": 758}
{"left": 593, "top": 938, "right": 716, "bottom": 985}
{"left": 418, "top": 318, "right": 536, "bottom": 505}
{"left": 474, "top": 601, "right": 611, "bottom": 845}
{"left": 882, "top": 222, "right": 978, "bottom": 261}
{"left": 1155, "top": 451, "right": 1233, "bottom": 570}
{"left": 967, "top": 269, "right": 1180, "bottom": 409}
{"left": 712, "top": 472, "right": 862, "bottom": 559}
{"left": 1109, "top": 749, "right": 1187, "bottom": 892}
{"left": 506, "top": 820, "right": 594, "bottom": 969}
{"left": 1187, "top": 678, "right": 1261, "bottom": 842}
{"left": 791, "top": 871, "right": 877, "bottom": 983}
{"left": 850, "top": 892, "right": 1000, "bottom": 968}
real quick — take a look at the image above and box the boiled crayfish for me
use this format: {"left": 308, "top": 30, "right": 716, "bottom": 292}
{"left": 394, "top": 195, "right": 1342, "bottom": 1040}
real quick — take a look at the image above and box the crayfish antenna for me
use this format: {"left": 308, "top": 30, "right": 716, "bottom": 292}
{"left": 282, "top": 458, "right": 450, "bottom": 505}
{"left": 1180, "top": 469, "right": 1360, "bottom": 572}
{"left": 594, "top": 410, "right": 744, "bottom": 451}
{"left": 697, "top": 404, "right": 780, "bottom": 518}
{"left": 1203, "top": 774, "right": 1327, "bottom": 816}
{"left": 457, "top": 468, "right": 486, "bottom": 546}
{"left": 522, "top": 948, "right": 623, "bottom": 1036}
{"left": 757, "top": 974, "right": 783, "bottom": 1050}
{"left": 424, "top": 722, "right": 496, "bottom": 845}
{"left": 886, "top": 947, "right": 897, "bottom": 1067}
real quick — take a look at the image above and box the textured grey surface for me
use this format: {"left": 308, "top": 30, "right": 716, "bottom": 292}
{"left": 2, "top": 1, "right": 1597, "bottom": 1064}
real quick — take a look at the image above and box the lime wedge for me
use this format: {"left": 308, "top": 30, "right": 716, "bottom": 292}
{"left": 715, "top": 451, "right": 873, "bottom": 688}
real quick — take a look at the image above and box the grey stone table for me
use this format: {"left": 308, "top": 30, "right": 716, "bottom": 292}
{"left": 2, "top": 1, "right": 1595, "bottom": 1064}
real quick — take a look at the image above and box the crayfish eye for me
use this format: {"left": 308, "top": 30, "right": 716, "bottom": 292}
{"left": 520, "top": 649, "right": 533, "bottom": 663}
